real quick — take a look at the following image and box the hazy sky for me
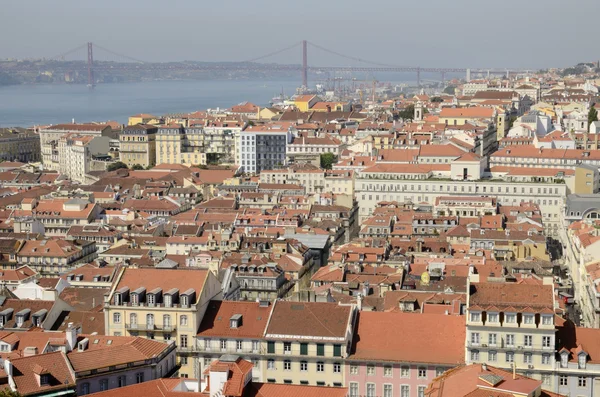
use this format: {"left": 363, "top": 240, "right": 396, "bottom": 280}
{"left": 1, "top": 0, "right": 596, "bottom": 69}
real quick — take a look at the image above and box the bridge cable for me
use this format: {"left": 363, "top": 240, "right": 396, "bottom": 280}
{"left": 92, "top": 44, "right": 147, "bottom": 64}
{"left": 307, "top": 41, "right": 404, "bottom": 68}
{"left": 243, "top": 41, "right": 303, "bottom": 63}
{"left": 48, "top": 44, "right": 88, "bottom": 61}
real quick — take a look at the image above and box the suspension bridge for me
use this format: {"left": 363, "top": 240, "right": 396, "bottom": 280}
{"left": 13, "top": 41, "right": 530, "bottom": 88}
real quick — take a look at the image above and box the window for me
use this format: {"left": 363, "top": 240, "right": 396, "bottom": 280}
{"left": 470, "top": 332, "right": 480, "bottom": 345}
{"left": 300, "top": 361, "right": 308, "bottom": 371}
{"left": 113, "top": 312, "right": 121, "bottom": 324}
{"left": 471, "top": 350, "right": 479, "bottom": 362}
{"left": 542, "top": 315, "right": 552, "bottom": 325}
{"left": 383, "top": 384, "right": 392, "bottom": 397}
{"left": 579, "top": 376, "right": 587, "bottom": 387}
{"left": 488, "top": 313, "right": 498, "bottom": 323}
{"left": 136, "top": 373, "right": 144, "bottom": 383}
{"left": 366, "top": 383, "right": 375, "bottom": 397}
{"left": 418, "top": 367, "right": 427, "bottom": 378}
{"left": 436, "top": 367, "right": 445, "bottom": 377}
{"left": 180, "top": 315, "right": 188, "bottom": 326}
{"left": 488, "top": 333, "right": 497, "bottom": 346}
{"left": 488, "top": 351, "right": 497, "bottom": 362}
{"left": 317, "top": 362, "right": 324, "bottom": 372}
{"left": 384, "top": 365, "right": 392, "bottom": 377}
{"left": 523, "top": 314, "right": 534, "bottom": 324}
{"left": 163, "top": 314, "right": 171, "bottom": 329}
{"left": 130, "top": 313, "right": 137, "bottom": 326}
{"left": 470, "top": 312, "right": 481, "bottom": 322}
{"left": 349, "top": 382, "right": 359, "bottom": 397}
{"left": 100, "top": 379, "right": 108, "bottom": 391}
{"left": 118, "top": 376, "right": 126, "bottom": 387}
{"left": 559, "top": 376, "right": 568, "bottom": 386}
{"left": 334, "top": 362, "right": 341, "bottom": 373}
{"left": 267, "top": 359, "right": 274, "bottom": 370}
{"left": 367, "top": 365, "right": 375, "bottom": 376}
{"left": 283, "top": 342, "right": 291, "bottom": 354}
{"left": 300, "top": 342, "right": 308, "bottom": 355}
{"left": 401, "top": 366, "right": 410, "bottom": 378}
{"left": 350, "top": 364, "right": 358, "bottom": 375}
{"left": 524, "top": 353, "right": 532, "bottom": 364}
{"left": 524, "top": 335, "right": 532, "bottom": 347}
{"left": 284, "top": 360, "right": 291, "bottom": 371}
{"left": 542, "top": 336, "right": 551, "bottom": 348}
{"left": 252, "top": 340, "right": 259, "bottom": 352}
{"left": 542, "top": 374, "right": 551, "bottom": 385}
{"left": 418, "top": 386, "right": 426, "bottom": 397}
{"left": 401, "top": 385, "right": 409, "bottom": 397}
{"left": 542, "top": 354, "right": 550, "bottom": 365}
{"left": 267, "top": 341, "right": 275, "bottom": 354}
{"left": 505, "top": 313, "right": 516, "bottom": 323}
{"left": 180, "top": 335, "right": 188, "bottom": 348}
{"left": 333, "top": 344, "right": 342, "bottom": 357}
{"left": 506, "top": 334, "right": 515, "bottom": 346}
{"left": 236, "top": 340, "right": 243, "bottom": 351}
{"left": 81, "top": 383, "right": 90, "bottom": 395}
{"left": 506, "top": 352, "right": 514, "bottom": 363}
{"left": 316, "top": 343, "right": 324, "bottom": 356}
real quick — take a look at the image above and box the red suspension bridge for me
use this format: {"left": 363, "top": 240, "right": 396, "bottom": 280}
{"left": 26, "top": 41, "right": 531, "bottom": 88}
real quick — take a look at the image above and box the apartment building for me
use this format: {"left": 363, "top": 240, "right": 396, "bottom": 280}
{"left": 346, "top": 312, "right": 465, "bottom": 397}
{"left": 196, "top": 300, "right": 272, "bottom": 381}
{"left": 0, "top": 128, "right": 41, "bottom": 163}
{"left": 104, "top": 267, "right": 222, "bottom": 377}
{"left": 119, "top": 124, "right": 158, "bottom": 168}
{"left": 491, "top": 145, "right": 600, "bottom": 171}
{"left": 16, "top": 239, "right": 97, "bottom": 276}
{"left": 156, "top": 124, "right": 206, "bottom": 166}
{"left": 58, "top": 133, "right": 112, "bottom": 183}
{"left": 555, "top": 325, "right": 600, "bottom": 397}
{"left": 39, "top": 124, "right": 112, "bottom": 171}
{"left": 201, "top": 118, "right": 244, "bottom": 163}
{"left": 465, "top": 278, "right": 557, "bottom": 389}
{"left": 287, "top": 135, "right": 342, "bottom": 165}
{"left": 355, "top": 162, "right": 567, "bottom": 236}
{"left": 237, "top": 124, "right": 293, "bottom": 174}
{"left": 261, "top": 301, "right": 355, "bottom": 386}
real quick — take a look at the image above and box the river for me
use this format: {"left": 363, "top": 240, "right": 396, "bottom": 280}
{"left": 0, "top": 79, "right": 301, "bottom": 127}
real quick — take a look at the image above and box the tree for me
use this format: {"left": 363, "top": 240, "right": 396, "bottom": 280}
{"left": 0, "top": 390, "right": 22, "bottom": 397}
{"left": 320, "top": 152, "right": 338, "bottom": 170}
{"left": 443, "top": 85, "right": 456, "bottom": 95}
{"left": 588, "top": 105, "right": 598, "bottom": 131}
{"left": 430, "top": 97, "right": 443, "bottom": 103}
{"left": 398, "top": 104, "right": 415, "bottom": 121}
{"left": 131, "top": 164, "right": 145, "bottom": 170}
{"left": 106, "top": 161, "right": 128, "bottom": 172}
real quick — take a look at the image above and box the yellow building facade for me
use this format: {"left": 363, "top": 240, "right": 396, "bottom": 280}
{"left": 119, "top": 124, "right": 158, "bottom": 168}
{"left": 156, "top": 125, "right": 206, "bottom": 166}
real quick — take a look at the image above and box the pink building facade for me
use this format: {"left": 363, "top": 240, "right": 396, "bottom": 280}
{"left": 346, "top": 362, "right": 454, "bottom": 397}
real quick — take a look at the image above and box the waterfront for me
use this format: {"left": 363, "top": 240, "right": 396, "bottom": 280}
{"left": 0, "top": 79, "right": 301, "bottom": 127}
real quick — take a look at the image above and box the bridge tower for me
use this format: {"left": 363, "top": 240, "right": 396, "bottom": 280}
{"left": 87, "top": 42, "right": 95, "bottom": 88}
{"left": 302, "top": 40, "right": 308, "bottom": 88}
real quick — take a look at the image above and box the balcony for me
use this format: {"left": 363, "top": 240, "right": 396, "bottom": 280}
{"left": 467, "top": 340, "right": 554, "bottom": 353}
{"left": 198, "top": 345, "right": 264, "bottom": 355}
{"left": 126, "top": 323, "right": 176, "bottom": 332}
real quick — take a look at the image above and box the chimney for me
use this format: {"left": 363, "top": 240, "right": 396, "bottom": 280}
{"left": 65, "top": 322, "right": 77, "bottom": 352}
{"left": 23, "top": 347, "right": 38, "bottom": 357}
{"left": 512, "top": 363, "right": 516, "bottom": 380}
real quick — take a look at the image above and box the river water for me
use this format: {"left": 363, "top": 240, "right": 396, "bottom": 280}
{"left": 0, "top": 79, "right": 301, "bottom": 127}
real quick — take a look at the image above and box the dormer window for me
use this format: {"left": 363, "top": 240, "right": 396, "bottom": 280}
{"left": 470, "top": 312, "right": 481, "bottom": 322}
{"left": 40, "top": 374, "right": 50, "bottom": 386}
{"left": 487, "top": 312, "right": 498, "bottom": 323}
{"left": 16, "top": 315, "right": 24, "bottom": 327}
{"left": 579, "top": 353, "right": 587, "bottom": 369}
{"left": 147, "top": 294, "right": 155, "bottom": 306}
{"left": 67, "top": 275, "right": 74, "bottom": 281}
{"left": 505, "top": 313, "right": 516, "bottom": 324}
{"left": 542, "top": 315, "right": 552, "bottom": 325}
{"left": 75, "top": 275, "right": 83, "bottom": 281}
{"left": 523, "top": 314, "right": 534, "bottom": 325}
{"left": 114, "top": 293, "right": 122, "bottom": 305}
{"left": 561, "top": 351, "right": 569, "bottom": 368}
{"left": 230, "top": 314, "right": 242, "bottom": 329}
{"left": 164, "top": 295, "right": 172, "bottom": 308}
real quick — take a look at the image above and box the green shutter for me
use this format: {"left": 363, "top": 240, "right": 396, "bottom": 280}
{"left": 333, "top": 344, "right": 342, "bottom": 357}
{"left": 317, "top": 343, "right": 325, "bottom": 356}
{"left": 300, "top": 343, "right": 308, "bottom": 355}
{"left": 267, "top": 341, "right": 275, "bottom": 354}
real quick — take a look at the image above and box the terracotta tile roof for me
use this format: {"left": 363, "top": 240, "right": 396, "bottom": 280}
{"left": 197, "top": 300, "right": 272, "bottom": 338}
{"left": 265, "top": 301, "right": 352, "bottom": 340}
{"left": 439, "top": 107, "right": 495, "bottom": 119}
{"left": 0, "top": 266, "right": 37, "bottom": 282}
{"left": 67, "top": 337, "right": 172, "bottom": 372}
{"left": 425, "top": 364, "right": 544, "bottom": 397}
{"left": 349, "top": 311, "right": 465, "bottom": 365}
{"left": 83, "top": 378, "right": 182, "bottom": 397}
{"left": 248, "top": 383, "right": 348, "bottom": 397}
{"left": 56, "top": 311, "right": 105, "bottom": 335}
{"left": 10, "top": 351, "right": 75, "bottom": 396}
{"left": 58, "top": 287, "right": 109, "bottom": 311}
{"left": 469, "top": 282, "right": 554, "bottom": 312}
{"left": 113, "top": 268, "right": 208, "bottom": 304}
